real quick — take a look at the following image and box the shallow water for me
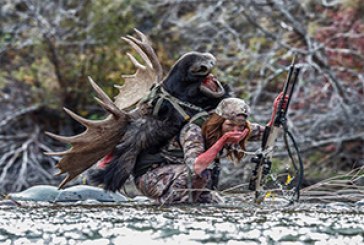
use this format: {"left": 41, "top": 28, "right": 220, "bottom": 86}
{"left": 1, "top": 202, "right": 364, "bottom": 245}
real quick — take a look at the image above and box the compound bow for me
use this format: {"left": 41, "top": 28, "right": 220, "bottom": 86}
{"left": 249, "top": 57, "right": 304, "bottom": 204}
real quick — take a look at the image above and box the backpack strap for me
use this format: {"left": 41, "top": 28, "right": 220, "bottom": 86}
{"left": 151, "top": 86, "right": 205, "bottom": 122}
{"left": 188, "top": 111, "right": 209, "bottom": 127}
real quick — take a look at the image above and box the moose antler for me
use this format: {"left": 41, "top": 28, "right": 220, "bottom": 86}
{"left": 45, "top": 29, "right": 163, "bottom": 188}
{"left": 115, "top": 28, "right": 163, "bottom": 109}
{"left": 45, "top": 77, "right": 129, "bottom": 188}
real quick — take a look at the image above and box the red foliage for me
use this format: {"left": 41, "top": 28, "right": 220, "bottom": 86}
{"left": 315, "top": 7, "right": 364, "bottom": 70}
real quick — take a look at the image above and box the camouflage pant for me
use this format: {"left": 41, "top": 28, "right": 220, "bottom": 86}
{"left": 134, "top": 164, "right": 217, "bottom": 204}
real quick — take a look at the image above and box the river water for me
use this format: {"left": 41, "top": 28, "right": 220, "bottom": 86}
{"left": 1, "top": 202, "right": 364, "bottom": 245}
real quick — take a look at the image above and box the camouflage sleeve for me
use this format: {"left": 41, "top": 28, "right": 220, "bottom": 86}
{"left": 179, "top": 123, "right": 206, "bottom": 171}
{"left": 248, "top": 123, "right": 266, "bottom": 142}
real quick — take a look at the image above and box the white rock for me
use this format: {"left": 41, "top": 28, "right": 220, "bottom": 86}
{"left": 8, "top": 185, "right": 60, "bottom": 202}
{"left": 132, "top": 196, "right": 151, "bottom": 202}
{"left": 55, "top": 185, "right": 128, "bottom": 202}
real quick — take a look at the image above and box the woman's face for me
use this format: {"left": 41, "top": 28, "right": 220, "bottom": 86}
{"left": 221, "top": 115, "right": 247, "bottom": 134}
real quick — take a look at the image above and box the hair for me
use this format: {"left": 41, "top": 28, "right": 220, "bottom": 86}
{"left": 201, "top": 113, "right": 252, "bottom": 164}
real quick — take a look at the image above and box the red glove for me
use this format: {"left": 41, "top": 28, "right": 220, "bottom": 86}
{"left": 194, "top": 128, "right": 249, "bottom": 175}
{"left": 267, "top": 92, "right": 289, "bottom": 127}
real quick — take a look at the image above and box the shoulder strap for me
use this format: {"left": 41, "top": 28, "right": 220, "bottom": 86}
{"left": 189, "top": 111, "right": 209, "bottom": 127}
{"left": 150, "top": 86, "right": 206, "bottom": 122}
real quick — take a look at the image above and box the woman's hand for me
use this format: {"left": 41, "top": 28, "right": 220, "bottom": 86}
{"left": 274, "top": 92, "right": 289, "bottom": 110}
{"left": 194, "top": 128, "right": 249, "bottom": 176}
{"left": 268, "top": 92, "right": 289, "bottom": 127}
{"left": 222, "top": 129, "right": 249, "bottom": 144}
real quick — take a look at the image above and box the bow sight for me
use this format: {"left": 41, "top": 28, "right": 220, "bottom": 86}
{"left": 250, "top": 57, "right": 304, "bottom": 204}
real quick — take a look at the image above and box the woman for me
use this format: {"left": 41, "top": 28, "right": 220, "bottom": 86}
{"left": 133, "top": 95, "right": 285, "bottom": 204}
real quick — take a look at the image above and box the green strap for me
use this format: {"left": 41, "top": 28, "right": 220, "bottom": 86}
{"left": 152, "top": 93, "right": 191, "bottom": 120}
{"left": 147, "top": 85, "right": 206, "bottom": 122}
{"left": 153, "top": 97, "right": 164, "bottom": 117}
{"left": 164, "top": 96, "right": 191, "bottom": 121}
{"left": 189, "top": 111, "right": 209, "bottom": 126}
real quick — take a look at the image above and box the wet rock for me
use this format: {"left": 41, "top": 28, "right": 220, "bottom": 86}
{"left": 0, "top": 199, "right": 19, "bottom": 207}
{"left": 335, "top": 227, "right": 364, "bottom": 236}
{"left": 7, "top": 185, "right": 128, "bottom": 203}
{"left": 355, "top": 199, "right": 364, "bottom": 207}
{"left": 8, "top": 185, "right": 60, "bottom": 202}
{"left": 132, "top": 196, "right": 151, "bottom": 202}
{"left": 324, "top": 202, "right": 353, "bottom": 211}
{"left": 55, "top": 185, "right": 128, "bottom": 203}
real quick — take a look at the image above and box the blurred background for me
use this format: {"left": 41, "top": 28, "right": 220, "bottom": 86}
{"left": 0, "top": 0, "right": 363, "bottom": 194}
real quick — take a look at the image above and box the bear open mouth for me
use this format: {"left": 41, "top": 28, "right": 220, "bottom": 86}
{"left": 200, "top": 74, "right": 225, "bottom": 98}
